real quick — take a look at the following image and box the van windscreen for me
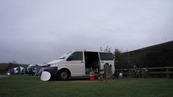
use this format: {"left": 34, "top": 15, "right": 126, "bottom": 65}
{"left": 59, "top": 51, "right": 72, "bottom": 59}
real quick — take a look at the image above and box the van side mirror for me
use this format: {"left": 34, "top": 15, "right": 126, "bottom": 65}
{"left": 67, "top": 55, "right": 73, "bottom": 61}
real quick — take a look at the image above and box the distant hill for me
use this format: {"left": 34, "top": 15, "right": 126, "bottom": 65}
{"left": 123, "top": 41, "right": 173, "bottom": 67}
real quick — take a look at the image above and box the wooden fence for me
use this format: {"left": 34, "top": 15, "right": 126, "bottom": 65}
{"left": 115, "top": 67, "right": 173, "bottom": 78}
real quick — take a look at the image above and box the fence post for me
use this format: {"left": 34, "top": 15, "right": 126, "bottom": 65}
{"left": 166, "top": 67, "right": 169, "bottom": 78}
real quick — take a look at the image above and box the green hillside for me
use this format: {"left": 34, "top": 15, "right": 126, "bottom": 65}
{"left": 123, "top": 41, "right": 173, "bottom": 67}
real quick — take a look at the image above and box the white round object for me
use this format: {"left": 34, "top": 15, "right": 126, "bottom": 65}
{"left": 7, "top": 73, "right": 10, "bottom": 76}
{"left": 40, "top": 71, "right": 51, "bottom": 81}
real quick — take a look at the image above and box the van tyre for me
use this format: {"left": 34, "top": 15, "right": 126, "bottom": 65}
{"left": 58, "top": 70, "right": 69, "bottom": 81}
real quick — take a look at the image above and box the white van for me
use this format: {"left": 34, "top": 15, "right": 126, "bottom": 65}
{"left": 43, "top": 50, "right": 115, "bottom": 80}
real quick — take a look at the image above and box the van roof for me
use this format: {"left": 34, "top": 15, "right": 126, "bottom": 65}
{"left": 72, "top": 50, "right": 112, "bottom": 53}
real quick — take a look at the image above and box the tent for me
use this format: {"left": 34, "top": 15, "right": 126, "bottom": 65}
{"left": 27, "top": 64, "right": 47, "bottom": 76}
{"left": 27, "top": 64, "right": 38, "bottom": 75}
{"left": 16, "top": 66, "right": 25, "bottom": 74}
{"left": 36, "top": 68, "right": 44, "bottom": 76}
{"left": 7, "top": 66, "right": 26, "bottom": 75}
{"left": 7, "top": 68, "right": 14, "bottom": 75}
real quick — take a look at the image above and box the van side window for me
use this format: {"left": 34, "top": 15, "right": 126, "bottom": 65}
{"left": 68, "top": 52, "right": 83, "bottom": 61}
{"left": 100, "top": 53, "right": 113, "bottom": 60}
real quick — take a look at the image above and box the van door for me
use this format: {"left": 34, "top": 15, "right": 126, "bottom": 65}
{"left": 84, "top": 52, "right": 100, "bottom": 74}
{"left": 66, "top": 51, "right": 85, "bottom": 76}
{"left": 99, "top": 52, "right": 115, "bottom": 73}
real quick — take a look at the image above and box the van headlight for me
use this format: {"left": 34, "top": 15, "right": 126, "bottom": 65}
{"left": 50, "top": 64, "right": 58, "bottom": 67}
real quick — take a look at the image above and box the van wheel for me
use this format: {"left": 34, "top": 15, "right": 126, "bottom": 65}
{"left": 58, "top": 70, "right": 69, "bottom": 81}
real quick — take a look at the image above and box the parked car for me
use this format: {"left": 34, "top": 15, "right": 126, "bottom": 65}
{"left": 42, "top": 50, "right": 115, "bottom": 80}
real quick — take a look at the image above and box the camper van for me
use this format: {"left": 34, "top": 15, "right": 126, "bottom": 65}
{"left": 43, "top": 50, "right": 115, "bottom": 80}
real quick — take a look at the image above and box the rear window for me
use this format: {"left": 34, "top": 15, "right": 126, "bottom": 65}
{"left": 100, "top": 53, "right": 113, "bottom": 60}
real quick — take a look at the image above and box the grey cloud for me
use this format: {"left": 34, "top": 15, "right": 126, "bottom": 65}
{"left": 0, "top": 0, "right": 173, "bottom": 63}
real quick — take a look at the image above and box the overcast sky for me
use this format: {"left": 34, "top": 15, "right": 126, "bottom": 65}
{"left": 0, "top": 0, "right": 173, "bottom": 64}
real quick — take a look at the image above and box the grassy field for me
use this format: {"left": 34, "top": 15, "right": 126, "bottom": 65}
{"left": 0, "top": 75, "right": 173, "bottom": 97}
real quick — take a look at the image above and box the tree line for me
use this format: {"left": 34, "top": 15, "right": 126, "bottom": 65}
{"left": 114, "top": 45, "right": 173, "bottom": 69}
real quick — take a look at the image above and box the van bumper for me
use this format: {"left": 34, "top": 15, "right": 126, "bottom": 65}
{"left": 43, "top": 67, "right": 58, "bottom": 77}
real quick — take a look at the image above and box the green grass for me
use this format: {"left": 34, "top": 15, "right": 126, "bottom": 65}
{"left": 0, "top": 75, "right": 173, "bottom": 97}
